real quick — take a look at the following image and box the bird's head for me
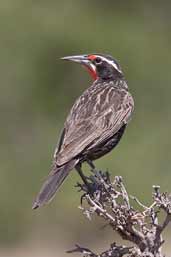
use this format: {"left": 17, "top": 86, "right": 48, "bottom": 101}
{"left": 61, "top": 54, "right": 123, "bottom": 81}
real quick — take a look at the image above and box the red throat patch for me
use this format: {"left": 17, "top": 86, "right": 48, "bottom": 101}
{"left": 83, "top": 55, "right": 98, "bottom": 80}
{"left": 84, "top": 66, "right": 97, "bottom": 80}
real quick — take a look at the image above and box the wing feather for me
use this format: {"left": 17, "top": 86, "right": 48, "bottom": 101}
{"left": 56, "top": 81, "right": 134, "bottom": 166}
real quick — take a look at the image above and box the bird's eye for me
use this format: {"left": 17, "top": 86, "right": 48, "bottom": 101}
{"left": 94, "top": 57, "right": 102, "bottom": 64}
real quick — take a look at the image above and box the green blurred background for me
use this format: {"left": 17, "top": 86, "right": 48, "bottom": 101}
{"left": 0, "top": 0, "right": 171, "bottom": 256}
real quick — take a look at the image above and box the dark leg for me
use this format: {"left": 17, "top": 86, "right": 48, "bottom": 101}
{"left": 75, "top": 163, "right": 92, "bottom": 191}
{"left": 86, "top": 159, "right": 96, "bottom": 172}
{"left": 86, "top": 159, "right": 102, "bottom": 182}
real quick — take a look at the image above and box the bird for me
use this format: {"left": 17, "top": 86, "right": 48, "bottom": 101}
{"left": 32, "top": 53, "right": 134, "bottom": 209}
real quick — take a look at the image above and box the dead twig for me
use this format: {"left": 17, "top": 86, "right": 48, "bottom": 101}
{"left": 68, "top": 171, "right": 171, "bottom": 257}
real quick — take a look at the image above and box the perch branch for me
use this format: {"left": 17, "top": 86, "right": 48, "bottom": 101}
{"left": 68, "top": 170, "right": 171, "bottom": 257}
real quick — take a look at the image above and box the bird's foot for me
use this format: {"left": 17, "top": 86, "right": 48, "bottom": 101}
{"left": 89, "top": 169, "right": 110, "bottom": 185}
{"left": 86, "top": 160, "right": 109, "bottom": 181}
{"left": 75, "top": 169, "right": 111, "bottom": 205}
{"left": 75, "top": 178, "right": 101, "bottom": 204}
{"left": 75, "top": 180, "right": 98, "bottom": 194}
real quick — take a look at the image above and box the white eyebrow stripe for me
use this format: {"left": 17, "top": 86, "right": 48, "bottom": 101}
{"left": 95, "top": 55, "right": 122, "bottom": 73}
{"left": 90, "top": 63, "right": 96, "bottom": 72}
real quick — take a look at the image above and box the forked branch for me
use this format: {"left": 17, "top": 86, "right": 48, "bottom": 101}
{"left": 68, "top": 170, "right": 171, "bottom": 257}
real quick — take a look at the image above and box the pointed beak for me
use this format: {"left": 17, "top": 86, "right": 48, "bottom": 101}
{"left": 61, "top": 55, "right": 89, "bottom": 65}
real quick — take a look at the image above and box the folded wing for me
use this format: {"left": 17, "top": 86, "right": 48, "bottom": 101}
{"left": 56, "top": 82, "right": 134, "bottom": 166}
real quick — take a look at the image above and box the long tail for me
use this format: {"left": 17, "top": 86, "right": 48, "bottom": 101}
{"left": 32, "top": 159, "right": 77, "bottom": 209}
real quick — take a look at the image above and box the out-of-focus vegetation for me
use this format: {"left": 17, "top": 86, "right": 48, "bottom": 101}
{"left": 0, "top": 0, "right": 171, "bottom": 253}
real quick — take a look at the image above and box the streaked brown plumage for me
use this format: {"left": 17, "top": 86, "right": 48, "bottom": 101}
{"left": 32, "top": 53, "right": 134, "bottom": 209}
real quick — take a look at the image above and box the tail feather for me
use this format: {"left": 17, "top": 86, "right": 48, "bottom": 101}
{"left": 32, "top": 159, "right": 77, "bottom": 209}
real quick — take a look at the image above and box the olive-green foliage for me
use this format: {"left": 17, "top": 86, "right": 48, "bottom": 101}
{"left": 0, "top": 0, "right": 171, "bottom": 246}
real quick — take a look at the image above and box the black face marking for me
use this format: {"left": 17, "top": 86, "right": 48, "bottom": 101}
{"left": 89, "top": 54, "right": 123, "bottom": 80}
